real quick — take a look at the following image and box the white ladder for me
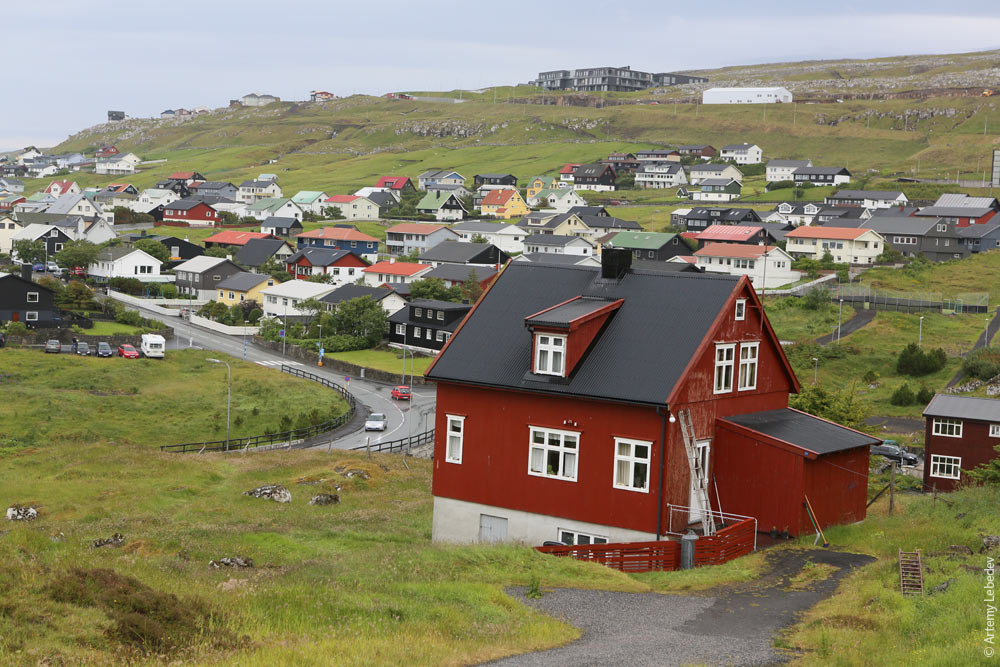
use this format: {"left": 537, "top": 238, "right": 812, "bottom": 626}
{"left": 678, "top": 409, "right": 715, "bottom": 536}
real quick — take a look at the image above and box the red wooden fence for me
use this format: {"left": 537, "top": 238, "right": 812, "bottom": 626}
{"left": 535, "top": 540, "right": 680, "bottom": 573}
{"left": 535, "top": 518, "right": 756, "bottom": 573}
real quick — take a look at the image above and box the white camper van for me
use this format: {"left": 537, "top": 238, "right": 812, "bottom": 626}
{"left": 140, "top": 333, "right": 165, "bottom": 358}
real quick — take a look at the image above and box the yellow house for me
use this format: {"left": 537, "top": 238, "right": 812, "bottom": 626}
{"left": 518, "top": 212, "right": 593, "bottom": 237}
{"left": 216, "top": 271, "right": 275, "bottom": 306}
{"left": 526, "top": 176, "right": 557, "bottom": 200}
{"left": 480, "top": 188, "right": 530, "bottom": 220}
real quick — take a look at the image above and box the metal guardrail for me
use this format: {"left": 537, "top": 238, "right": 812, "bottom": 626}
{"left": 351, "top": 428, "right": 434, "bottom": 454}
{"left": 160, "top": 365, "right": 357, "bottom": 453}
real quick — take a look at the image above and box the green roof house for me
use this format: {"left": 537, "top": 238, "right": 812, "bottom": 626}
{"left": 247, "top": 197, "right": 303, "bottom": 222}
{"left": 291, "top": 190, "right": 329, "bottom": 215}
{"left": 606, "top": 231, "right": 688, "bottom": 262}
{"left": 417, "top": 191, "right": 467, "bottom": 222}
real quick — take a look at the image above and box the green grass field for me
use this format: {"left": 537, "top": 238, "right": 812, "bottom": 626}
{"left": 84, "top": 321, "right": 146, "bottom": 336}
{"left": 328, "top": 348, "right": 435, "bottom": 377}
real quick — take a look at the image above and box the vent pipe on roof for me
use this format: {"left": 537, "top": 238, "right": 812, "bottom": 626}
{"left": 601, "top": 247, "right": 631, "bottom": 280}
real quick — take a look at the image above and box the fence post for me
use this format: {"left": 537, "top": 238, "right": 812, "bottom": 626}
{"left": 681, "top": 533, "right": 698, "bottom": 570}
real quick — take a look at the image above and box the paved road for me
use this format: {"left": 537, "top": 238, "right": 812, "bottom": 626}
{"left": 116, "top": 301, "right": 436, "bottom": 450}
{"left": 815, "top": 308, "right": 876, "bottom": 345}
{"left": 488, "top": 549, "right": 875, "bottom": 667}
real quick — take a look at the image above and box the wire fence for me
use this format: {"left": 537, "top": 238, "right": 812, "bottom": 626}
{"left": 351, "top": 428, "right": 435, "bottom": 454}
{"left": 833, "top": 284, "right": 989, "bottom": 314}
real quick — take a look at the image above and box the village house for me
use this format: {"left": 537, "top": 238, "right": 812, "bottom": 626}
{"left": 602, "top": 153, "right": 640, "bottom": 174}
{"left": 559, "top": 163, "right": 580, "bottom": 184}
{"left": 922, "top": 395, "right": 1000, "bottom": 492}
{"left": 192, "top": 181, "right": 239, "bottom": 201}
{"left": 322, "top": 195, "right": 380, "bottom": 220}
{"left": 290, "top": 191, "right": 329, "bottom": 216}
{"left": 719, "top": 143, "right": 763, "bottom": 165}
{"left": 0, "top": 215, "right": 24, "bottom": 254}
{"left": 473, "top": 173, "right": 518, "bottom": 190}
{"left": 764, "top": 202, "right": 823, "bottom": 226}
{"left": 121, "top": 234, "right": 203, "bottom": 268}
{"left": 174, "top": 256, "right": 243, "bottom": 299}
{"left": 695, "top": 224, "right": 770, "bottom": 248}
{"left": 285, "top": 247, "right": 370, "bottom": 283}
{"left": 418, "top": 170, "right": 465, "bottom": 190}
{"left": 320, "top": 284, "right": 407, "bottom": 316}
{"left": 426, "top": 251, "right": 876, "bottom": 545}
{"left": 389, "top": 299, "right": 472, "bottom": 353}
{"left": 259, "top": 217, "right": 303, "bottom": 238}
{"left": 44, "top": 180, "right": 81, "bottom": 198}
{"left": 168, "top": 172, "right": 207, "bottom": 186}
{"left": 693, "top": 243, "right": 800, "bottom": 289}
{"left": 247, "top": 198, "right": 303, "bottom": 221}
{"left": 572, "top": 163, "right": 617, "bottom": 192}
{"left": 361, "top": 261, "right": 433, "bottom": 287}
{"left": 296, "top": 227, "right": 380, "bottom": 262}
{"left": 162, "top": 199, "right": 220, "bottom": 226}
{"left": 480, "top": 189, "right": 530, "bottom": 219}
{"left": 958, "top": 220, "right": 1000, "bottom": 253}
{"left": 825, "top": 190, "right": 908, "bottom": 209}
{"left": 0, "top": 271, "right": 60, "bottom": 328}
{"left": 417, "top": 241, "right": 508, "bottom": 268}
{"left": 216, "top": 272, "right": 275, "bottom": 307}
{"left": 765, "top": 159, "right": 812, "bottom": 183}
{"left": 529, "top": 189, "right": 588, "bottom": 211}
{"left": 94, "top": 152, "right": 141, "bottom": 175}
{"left": 635, "top": 163, "right": 687, "bottom": 189}
{"left": 417, "top": 191, "right": 467, "bottom": 221}
{"left": 260, "top": 281, "right": 336, "bottom": 321}
{"left": 519, "top": 212, "right": 592, "bottom": 237}
{"left": 792, "top": 166, "right": 851, "bottom": 186}
{"left": 524, "top": 234, "right": 596, "bottom": 256}
{"left": 912, "top": 205, "right": 997, "bottom": 228}
{"left": 385, "top": 223, "right": 460, "bottom": 256}
{"left": 0, "top": 178, "right": 24, "bottom": 193}
{"left": 422, "top": 263, "right": 498, "bottom": 292}
{"left": 374, "top": 176, "right": 416, "bottom": 196}
{"left": 689, "top": 163, "right": 743, "bottom": 185}
{"left": 847, "top": 216, "right": 968, "bottom": 262}
{"left": 784, "top": 226, "right": 884, "bottom": 264}
{"left": 605, "top": 231, "right": 687, "bottom": 262}
{"left": 238, "top": 179, "right": 283, "bottom": 204}
{"left": 677, "top": 145, "right": 717, "bottom": 158}
{"left": 672, "top": 207, "right": 760, "bottom": 231}
{"left": 687, "top": 178, "right": 742, "bottom": 202}
{"left": 526, "top": 176, "right": 559, "bottom": 201}
{"left": 450, "top": 221, "right": 527, "bottom": 254}
{"left": 87, "top": 247, "right": 164, "bottom": 282}
{"left": 203, "top": 230, "right": 279, "bottom": 249}
{"left": 635, "top": 149, "right": 680, "bottom": 164}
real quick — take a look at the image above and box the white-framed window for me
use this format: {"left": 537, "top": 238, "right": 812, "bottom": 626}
{"left": 26, "top": 292, "right": 38, "bottom": 303}
{"left": 437, "top": 310, "right": 444, "bottom": 320}
{"left": 25, "top": 311, "right": 38, "bottom": 321}
{"left": 445, "top": 415, "right": 464, "bottom": 463}
{"left": 714, "top": 344, "right": 735, "bottom": 393}
{"left": 613, "top": 438, "right": 651, "bottom": 492}
{"left": 528, "top": 426, "right": 578, "bottom": 481}
{"left": 734, "top": 299, "right": 746, "bottom": 321}
{"left": 932, "top": 418, "right": 963, "bottom": 438}
{"left": 394, "top": 324, "right": 405, "bottom": 335}
{"left": 415, "top": 307, "right": 422, "bottom": 317}
{"left": 534, "top": 333, "right": 566, "bottom": 376}
{"left": 929, "top": 454, "right": 961, "bottom": 480}
{"left": 990, "top": 424, "right": 1000, "bottom": 438}
{"left": 738, "top": 343, "right": 759, "bottom": 391}
{"left": 436, "top": 330, "right": 445, "bottom": 342}
{"left": 413, "top": 327, "right": 421, "bottom": 338}
{"left": 558, "top": 529, "right": 608, "bottom": 546}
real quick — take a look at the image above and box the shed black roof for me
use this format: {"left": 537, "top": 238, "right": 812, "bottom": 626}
{"left": 426, "top": 263, "right": 742, "bottom": 405}
{"left": 234, "top": 238, "right": 289, "bottom": 267}
{"left": 723, "top": 408, "right": 879, "bottom": 455}
{"left": 417, "top": 241, "right": 505, "bottom": 264}
{"left": 319, "top": 284, "right": 395, "bottom": 306}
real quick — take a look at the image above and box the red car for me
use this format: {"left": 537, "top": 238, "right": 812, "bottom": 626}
{"left": 118, "top": 343, "right": 139, "bottom": 358}
{"left": 70, "top": 266, "right": 87, "bottom": 277}
{"left": 391, "top": 385, "right": 411, "bottom": 400}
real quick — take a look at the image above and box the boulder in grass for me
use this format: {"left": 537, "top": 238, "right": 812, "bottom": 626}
{"left": 309, "top": 494, "right": 340, "bottom": 506}
{"left": 92, "top": 533, "right": 125, "bottom": 548}
{"left": 209, "top": 556, "right": 254, "bottom": 569}
{"left": 6, "top": 505, "right": 37, "bottom": 521}
{"left": 243, "top": 484, "right": 291, "bottom": 503}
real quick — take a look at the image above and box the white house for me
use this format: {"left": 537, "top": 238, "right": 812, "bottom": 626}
{"left": 693, "top": 243, "right": 800, "bottom": 290}
{"left": 0, "top": 215, "right": 24, "bottom": 253}
{"left": 702, "top": 87, "right": 793, "bottom": 104}
{"left": 323, "top": 195, "right": 380, "bottom": 220}
{"left": 825, "top": 190, "right": 909, "bottom": 209}
{"left": 635, "top": 163, "right": 687, "bottom": 189}
{"left": 719, "top": 143, "right": 763, "bottom": 165}
{"left": 246, "top": 198, "right": 303, "bottom": 221}
{"left": 88, "top": 247, "right": 166, "bottom": 282}
{"left": 784, "top": 226, "right": 885, "bottom": 264}
{"left": 689, "top": 163, "right": 743, "bottom": 185}
{"left": 260, "top": 281, "right": 336, "bottom": 319}
{"left": 530, "top": 188, "right": 588, "bottom": 211}
{"left": 136, "top": 188, "right": 179, "bottom": 210}
{"left": 523, "top": 234, "right": 595, "bottom": 256}
{"left": 239, "top": 179, "right": 282, "bottom": 203}
{"left": 764, "top": 201, "right": 822, "bottom": 226}
{"left": 689, "top": 178, "right": 742, "bottom": 203}
{"left": 766, "top": 159, "right": 812, "bottom": 183}
{"left": 451, "top": 221, "right": 527, "bottom": 254}
{"left": 95, "top": 152, "right": 141, "bottom": 175}
{"left": 46, "top": 193, "right": 109, "bottom": 222}
{"left": 290, "top": 191, "right": 329, "bottom": 215}
{"left": 361, "top": 261, "right": 433, "bottom": 287}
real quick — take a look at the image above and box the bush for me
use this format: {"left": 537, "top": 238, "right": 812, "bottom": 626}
{"left": 800, "top": 287, "right": 830, "bottom": 311}
{"left": 916, "top": 386, "right": 934, "bottom": 404}
{"left": 862, "top": 370, "right": 878, "bottom": 384}
{"left": 896, "top": 343, "right": 947, "bottom": 376}
{"left": 960, "top": 347, "right": 1000, "bottom": 381}
{"left": 890, "top": 384, "right": 915, "bottom": 406}
{"left": 5, "top": 321, "right": 28, "bottom": 336}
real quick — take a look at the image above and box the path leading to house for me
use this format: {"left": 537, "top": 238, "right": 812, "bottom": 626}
{"left": 486, "top": 549, "right": 875, "bottom": 667}
{"left": 865, "top": 415, "right": 924, "bottom": 434}
{"left": 947, "top": 307, "right": 1000, "bottom": 387}
{"left": 815, "top": 308, "right": 876, "bottom": 345}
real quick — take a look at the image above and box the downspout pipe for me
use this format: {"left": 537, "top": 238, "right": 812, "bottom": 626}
{"left": 656, "top": 406, "right": 668, "bottom": 541}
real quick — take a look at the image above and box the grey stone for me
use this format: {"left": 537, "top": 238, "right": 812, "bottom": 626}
{"left": 309, "top": 494, "right": 340, "bottom": 506}
{"left": 209, "top": 556, "right": 254, "bottom": 569}
{"left": 6, "top": 505, "right": 37, "bottom": 521}
{"left": 243, "top": 484, "right": 292, "bottom": 503}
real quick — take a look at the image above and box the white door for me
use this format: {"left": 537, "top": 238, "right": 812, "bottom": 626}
{"left": 688, "top": 440, "right": 711, "bottom": 523}
{"left": 478, "top": 514, "right": 508, "bottom": 543}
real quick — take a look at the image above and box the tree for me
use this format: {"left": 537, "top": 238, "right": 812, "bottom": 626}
{"left": 331, "top": 296, "right": 387, "bottom": 346}
{"left": 890, "top": 384, "right": 915, "bottom": 406}
{"left": 112, "top": 207, "right": 154, "bottom": 226}
{"left": 789, "top": 385, "right": 868, "bottom": 430}
{"left": 297, "top": 297, "right": 327, "bottom": 329}
{"left": 460, "top": 270, "right": 484, "bottom": 303}
{"left": 205, "top": 245, "right": 235, "bottom": 258}
{"left": 800, "top": 287, "right": 829, "bottom": 311}
{"left": 133, "top": 239, "right": 170, "bottom": 264}
{"left": 63, "top": 281, "right": 95, "bottom": 310}
{"left": 54, "top": 240, "right": 101, "bottom": 271}
{"left": 967, "top": 445, "right": 1000, "bottom": 485}
{"left": 12, "top": 239, "right": 46, "bottom": 265}
{"left": 470, "top": 233, "right": 489, "bottom": 244}
{"left": 218, "top": 211, "right": 241, "bottom": 225}
{"left": 322, "top": 206, "right": 345, "bottom": 220}
{"left": 307, "top": 272, "right": 335, "bottom": 284}
{"left": 410, "top": 277, "right": 461, "bottom": 302}
{"left": 896, "top": 343, "right": 946, "bottom": 376}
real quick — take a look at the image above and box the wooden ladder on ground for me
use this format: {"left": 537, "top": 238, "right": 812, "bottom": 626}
{"left": 898, "top": 549, "right": 924, "bottom": 596}
{"left": 678, "top": 409, "right": 715, "bottom": 536}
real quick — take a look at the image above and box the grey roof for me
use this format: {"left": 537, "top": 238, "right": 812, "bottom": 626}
{"left": 690, "top": 164, "right": 733, "bottom": 173}
{"left": 423, "top": 263, "right": 498, "bottom": 283}
{"left": 574, "top": 163, "right": 612, "bottom": 177}
{"left": 933, "top": 194, "right": 1000, "bottom": 209}
{"left": 870, "top": 206, "right": 920, "bottom": 217}
{"left": 636, "top": 149, "right": 679, "bottom": 156}
{"left": 234, "top": 238, "right": 290, "bottom": 267}
{"left": 526, "top": 296, "right": 618, "bottom": 327}
{"left": 722, "top": 409, "right": 879, "bottom": 455}
{"left": 320, "top": 284, "right": 395, "bottom": 306}
{"left": 579, "top": 215, "right": 641, "bottom": 231}
{"left": 261, "top": 216, "right": 301, "bottom": 229}
{"left": 771, "top": 202, "right": 820, "bottom": 214}
{"left": 164, "top": 198, "right": 210, "bottom": 211}
{"left": 216, "top": 271, "right": 271, "bottom": 292}
{"left": 737, "top": 221, "right": 792, "bottom": 242}
{"left": 366, "top": 191, "right": 398, "bottom": 208}
{"left": 451, "top": 221, "right": 517, "bottom": 233}
{"left": 525, "top": 234, "right": 584, "bottom": 247}
{"left": 818, "top": 206, "right": 868, "bottom": 220}
{"left": 637, "top": 163, "right": 683, "bottom": 174}
{"left": 721, "top": 143, "right": 758, "bottom": 151}
{"left": 45, "top": 193, "right": 89, "bottom": 215}
{"left": 767, "top": 160, "right": 811, "bottom": 168}
{"left": 241, "top": 180, "right": 278, "bottom": 188}
{"left": 923, "top": 394, "right": 1000, "bottom": 421}
{"left": 426, "top": 262, "right": 742, "bottom": 405}
{"left": 861, "top": 216, "right": 939, "bottom": 235}
{"left": 678, "top": 145, "right": 713, "bottom": 150}
{"left": 957, "top": 221, "right": 1000, "bottom": 238}
{"left": 915, "top": 206, "right": 994, "bottom": 218}
{"left": 698, "top": 178, "right": 737, "bottom": 186}
{"left": 685, "top": 207, "right": 761, "bottom": 223}
{"left": 285, "top": 247, "right": 352, "bottom": 267}
{"left": 417, "top": 241, "right": 505, "bottom": 264}
{"left": 630, "top": 259, "right": 702, "bottom": 273}
{"left": 194, "top": 181, "right": 235, "bottom": 191}
{"left": 794, "top": 166, "right": 850, "bottom": 175}
{"left": 97, "top": 247, "right": 148, "bottom": 262}
{"left": 476, "top": 173, "right": 516, "bottom": 179}
{"left": 827, "top": 189, "right": 904, "bottom": 200}
{"left": 515, "top": 253, "right": 597, "bottom": 266}
{"left": 567, "top": 206, "right": 610, "bottom": 217}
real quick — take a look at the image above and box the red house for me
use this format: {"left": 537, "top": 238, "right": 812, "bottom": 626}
{"left": 285, "top": 248, "right": 369, "bottom": 281}
{"left": 203, "top": 230, "right": 278, "bottom": 248}
{"left": 426, "top": 249, "right": 877, "bottom": 545}
{"left": 162, "top": 198, "right": 220, "bottom": 226}
{"left": 922, "top": 394, "right": 1000, "bottom": 491}
{"left": 375, "top": 176, "right": 415, "bottom": 195}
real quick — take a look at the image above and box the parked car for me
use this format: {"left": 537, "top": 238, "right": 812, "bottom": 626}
{"left": 391, "top": 385, "right": 411, "bottom": 400}
{"left": 45, "top": 262, "right": 62, "bottom": 274}
{"left": 365, "top": 413, "right": 388, "bottom": 431}
{"left": 70, "top": 266, "right": 87, "bottom": 277}
{"left": 45, "top": 339, "right": 61, "bottom": 353}
{"left": 96, "top": 342, "right": 113, "bottom": 358}
{"left": 32, "top": 262, "right": 44, "bottom": 272}
{"left": 870, "top": 441, "right": 919, "bottom": 467}
{"left": 75, "top": 341, "right": 90, "bottom": 356}
{"left": 118, "top": 343, "right": 139, "bottom": 358}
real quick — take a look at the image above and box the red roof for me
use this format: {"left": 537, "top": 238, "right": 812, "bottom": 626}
{"left": 559, "top": 163, "right": 581, "bottom": 175}
{"left": 107, "top": 183, "right": 132, "bottom": 193}
{"left": 363, "top": 261, "right": 430, "bottom": 276}
{"left": 203, "top": 231, "right": 278, "bottom": 246}
{"left": 325, "top": 194, "right": 359, "bottom": 204}
{"left": 45, "top": 180, "right": 76, "bottom": 194}
{"left": 680, "top": 232, "right": 699, "bottom": 240}
{"left": 481, "top": 189, "right": 519, "bottom": 207}
{"left": 169, "top": 171, "right": 196, "bottom": 180}
{"left": 386, "top": 223, "right": 445, "bottom": 235}
{"left": 785, "top": 226, "right": 869, "bottom": 240}
{"left": 95, "top": 146, "right": 119, "bottom": 157}
{"left": 694, "top": 243, "right": 779, "bottom": 259}
{"left": 296, "top": 227, "right": 378, "bottom": 242}
{"left": 673, "top": 255, "right": 697, "bottom": 263}
{"left": 375, "top": 176, "right": 412, "bottom": 190}
{"left": 697, "top": 224, "right": 763, "bottom": 242}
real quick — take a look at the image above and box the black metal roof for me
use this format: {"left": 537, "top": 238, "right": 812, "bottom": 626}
{"left": 285, "top": 247, "right": 352, "bottom": 267}
{"left": 423, "top": 263, "right": 498, "bottom": 283}
{"left": 426, "top": 263, "right": 741, "bottom": 405}
{"left": 216, "top": 271, "right": 271, "bottom": 292}
{"left": 526, "top": 296, "right": 619, "bottom": 328}
{"left": 417, "top": 241, "right": 505, "bottom": 264}
{"left": 722, "top": 408, "right": 879, "bottom": 455}
{"left": 923, "top": 394, "right": 1000, "bottom": 421}
{"left": 262, "top": 216, "right": 302, "bottom": 229}
{"left": 234, "top": 238, "right": 289, "bottom": 267}
{"left": 319, "top": 284, "right": 395, "bottom": 306}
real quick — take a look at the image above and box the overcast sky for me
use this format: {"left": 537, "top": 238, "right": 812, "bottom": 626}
{"left": 3, "top": 1, "right": 999, "bottom": 151}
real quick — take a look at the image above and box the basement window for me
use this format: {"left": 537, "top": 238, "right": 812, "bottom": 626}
{"left": 929, "top": 454, "right": 961, "bottom": 480}
{"left": 558, "top": 529, "right": 608, "bottom": 546}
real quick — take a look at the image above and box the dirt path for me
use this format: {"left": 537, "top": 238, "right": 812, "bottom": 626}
{"left": 487, "top": 549, "right": 875, "bottom": 667}
{"left": 815, "top": 309, "right": 876, "bottom": 345}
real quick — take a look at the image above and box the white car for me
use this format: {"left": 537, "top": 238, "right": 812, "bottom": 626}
{"left": 364, "top": 413, "right": 387, "bottom": 431}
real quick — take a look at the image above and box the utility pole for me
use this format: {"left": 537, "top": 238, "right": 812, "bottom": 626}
{"left": 837, "top": 298, "right": 844, "bottom": 344}
{"left": 889, "top": 462, "right": 896, "bottom": 516}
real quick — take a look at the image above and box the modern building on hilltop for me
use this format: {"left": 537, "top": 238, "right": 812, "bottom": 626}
{"left": 532, "top": 66, "right": 707, "bottom": 92}
{"left": 702, "top": 87, "right": 792, "bottom": 104}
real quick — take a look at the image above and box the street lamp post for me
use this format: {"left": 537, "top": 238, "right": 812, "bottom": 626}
{"left": 987, "top": 316, "right": 992, "bottom": 348}
{"left": 919, "top": 316, "right": 924, "bottom": 349}
{"left": 282, "top": 300, "right": 288, "bottom": 359}
{"left": 837, "top": 298, "right": 844, "bottom": 344}
{"left": 812, "top": 357, "right": 819, "bottom": 385}
{"left": 206, "top": 358, "right": 231, "bottom": 450}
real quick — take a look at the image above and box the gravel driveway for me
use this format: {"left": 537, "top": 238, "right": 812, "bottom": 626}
{"left": 486, "top": 549, "right": 875, "bottom": 667}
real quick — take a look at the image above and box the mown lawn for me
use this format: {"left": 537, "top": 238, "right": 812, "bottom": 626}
{"left": 329, "top": 347, "right": 435, "bottom": 377}
{"left": 85, "top": 321, "right": 146, "bottom": 336}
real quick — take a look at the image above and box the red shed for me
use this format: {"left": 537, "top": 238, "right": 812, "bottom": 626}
{"left": 426, "top": 249, "right": 873, "bottom": 546}
{"left": 922, "top": 394, "right": 1000, "bottom": 491}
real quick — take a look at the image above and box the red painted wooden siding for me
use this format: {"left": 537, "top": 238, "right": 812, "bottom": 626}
{"left": 801, "top": 446, "right": 868, "bottom": 531}
{"left": 923, "top": 417, "right": 1000, "bottom": 491}
{"left": 163, "top": 202, "right": 217, "bottom": 223}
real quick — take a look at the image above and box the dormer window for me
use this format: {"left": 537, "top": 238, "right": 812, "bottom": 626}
{"left": 534, "top": 334, "right": 566, "bottom": 376}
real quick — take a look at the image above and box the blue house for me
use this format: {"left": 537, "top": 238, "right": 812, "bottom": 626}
{"left": 958, "top": 221, "right": 1000, "bottom": 254}
{"left": 295, "top": 226, "right": 380, "bottom": 262}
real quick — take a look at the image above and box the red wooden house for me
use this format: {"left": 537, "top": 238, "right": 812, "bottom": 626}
{"left": 162, "top": 198, "right": 220, "bottom": 226}
{"left": 375, "top": 176, "right": 415, "bottom": 195}
{"left": 285, "top": 247, "right": 369, "bottom": 281}
{"left": 425, "top": 249, "right": 876, "bottom": 545}
{"left": 922, "top": 394, "right": 1000, "bottom": 491}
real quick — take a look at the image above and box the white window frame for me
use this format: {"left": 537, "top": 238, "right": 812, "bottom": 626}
{"left": 394, "top": 323, "right": 405, "bottom": 335}
{"left": 558, "top": 529, "right": 608, "bottom": 546}
{"left": 445, "top": 415, "right": 465, "bottom": 464}
{"left": 932, "top": 418, "right": 963, "bottom": 438}
{"left": 613, "top": 437, "right": 651, "bottom": 493}
{"left": 534, "top": 333, "right": 567, "bottom": 377}
{"left": 714, "top": 343, "right": 735, "bottom": 394}
{"left": 414, "top": 307, "right": 422, "bottom": 318}
{"left": 528, "top": 426, "right": 579, "bottom": 481}
{"left": 414, "top": 327, "right": 421, "bottom": 338}
{"left": 990, "top": 424, "right": 1000, "bottom": 438}
{"left": 929, "top": 454, "right": 961, "bottom": 480}
{"left": 738, "top": 342, "right": 759, "bottom": 391}
{"left": 25, "top": 311, "right": 38, "bottom": 321}
{"left": 734, "top": 299, "right": 746, "bottom": 321}
{"left": 26, "top": 292, "right": 39, "bottom": 303}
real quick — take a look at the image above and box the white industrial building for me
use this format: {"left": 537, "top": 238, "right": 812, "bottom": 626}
{"left": 702, "top": 87, "right": 792, "bottom": 104}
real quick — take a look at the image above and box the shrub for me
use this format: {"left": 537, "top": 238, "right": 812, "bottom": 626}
{"left": 961, "top": 347, "right": 1000, "bottom": 381}
{"left": 896, "top": 343, "right": 947, "bottom": 376}
{"left": 862, "top": 370, "right": 878, "bottom": 384}
{"left": 800, "top": 287, "right": 830, "bottom": 311}
{"left": 890, "top": 384, "right": 915, "bottom": 406}
{"left": 5, "top": 321, "right": 28, "bottom": 335}
{"left": 916, "top": 386, "right": 934, "bottom": 404}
